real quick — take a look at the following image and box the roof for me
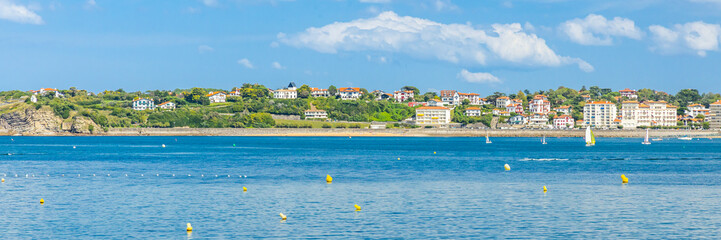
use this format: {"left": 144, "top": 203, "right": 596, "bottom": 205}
{"left": 339, "top": 87, "right": 361, "bottom": 92}
{"left": 533, "top": 95, "right": 547, "bottom": 99}
{"left": 428, "top": 99, "right": 441, "bottom": 102}
{"left": 465, "top": 107, "right": 482, "bottom": 110}
{"left": 206, "top": 91, "right": 226, "bottom": 97}
{"left": 287, "top": 82, "right": 297, "bottom": 88}
{"left": 158, "top": 101, "right": 173, "bottom": 106}
{"left": 622, "top": 100, "right": 639, "bottom": 104}
{"left": 497, "top": 96, "right": 510, "bottom": 100}
{"left": 581, "top": 95, "right": 590, "bottom": 97}
{"left": 274, "top": 89, "right": 296, "bottom": 92}
{"left": 639, "top": 104, "right": 650, "bottom": 108}
{"left": 614, "top": 119, "right": 622, "bottom": 122}
{"left": 394, "top": 90, "right": 414, "bottom": 94}
{"left": 41, "top": 88, "right": 59, "bottom": 91}
{"left": 440, "top": 90, "right": 457, "bottom": 97}
{"left": 619, "top": 88, "right": 636, "bottom": 93}
{"left": 688, "top": 103, "right": 703, "bottom": 107}
{"left": 554, "top": 115, "right": 573, "bottom": 119}
{"left": 310, "top": 88, "right": 327, "bottom": 91}
{"left": 133, "top": 97, "right": 153, "bottom": 102}
{"left": 458, "top": 92, "right": 479, "bottom": 96}
{"left": 712, "top": 100, "right": 721, "bottom": 105}
{"left": 586, "top": 100, "right": 614, "bottom": 104}
{"left": 417, "top": 106, "right": 450, "bottom": 110}
{"left": 305, "top": 109, "right": 326, "bottom": 113}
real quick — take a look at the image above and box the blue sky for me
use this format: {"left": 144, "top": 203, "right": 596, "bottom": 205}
{"left": 2, "top": 0, "right": 721, "bottom": 95}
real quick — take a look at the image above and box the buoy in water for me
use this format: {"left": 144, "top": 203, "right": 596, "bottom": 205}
{"left": 233, "top": 144, "right": 236, "bottom": 147}
{"left": 279, "top": 213, "right": 287, "bottom": 220}
{"left": 326, "top": 175, "right": 333, "bottom": 183}
{"left": 504, "top": 164, "right": 511, "bottom": 171}
{"left": 354, "top": 204, "right": 361, "bottom": 211}
{"left": 621, "top": 174, "right": 629, "bottom": 184}
{"left": 1, "top": 178, "right": 4, "bottom": 183}
{"left": 243, "top": 186, "right": 247, "bottom": 192}
{"left": 543, "top": 186, "right": 547, "bottom": 192}
{"left": 186, "top": 223, "right": 193, "bottom": 232}
{"left": 397, "top": 157, "right": 400, "bottom": 160}
{"left": 73, "top": 146, "right": 76, "bottom": 149}
{"left": 40, "top": 198, "right": 44, "bottom": 204}
{"left": 162, "top": 144, "right": 166, "bottom": 148}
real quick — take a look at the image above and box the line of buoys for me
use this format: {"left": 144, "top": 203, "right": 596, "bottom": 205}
{"left": 186, "top": 223, "right": 192, "bottom": 232}
{"left": 354, "top": 204, "right": 361, "bottom": 211}
{"left": 279, "top": 213, "right": 287, "bottom": 220}
{"left": 504, "top": 164, "right": 511, "bottom": 171}
{"left": 326, "top": 175, "right": 333, "bottom": 183}
{"left": 621, "top": 174, "right": 629, "bottom": 184}
{"left": 543, "top": 186, "right": 547, "bottom": 192}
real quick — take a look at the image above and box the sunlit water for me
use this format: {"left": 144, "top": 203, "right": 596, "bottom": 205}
{"left": 1, "top": 136, "right": 720, "bottom": 238}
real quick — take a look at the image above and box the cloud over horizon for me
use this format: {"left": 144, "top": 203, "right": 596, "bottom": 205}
{"left": 279, "top": 11, "right": 593, "bottom": 72}
{"left": 0, "top": 0, "right": 44, "bottom": 24}
{"left": 559, "top": 14, "right": 643, "bottom": 46}
{"left": 457, "top": 69, "right": 501, "bottom": 84}
{"left": 649, "top": 21, "right": 721, "bottom": 57}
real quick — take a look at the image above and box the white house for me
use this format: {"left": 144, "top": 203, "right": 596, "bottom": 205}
{"left": 553, "top": 115, "right": 575, "bottom": 129}
{"left": 415, "top": 106, "right": 451, "bottom": 126}
{"left": 529, "top": 95, "right": 551, "bottom": 114}
{"left": 584, "top": 101, "right": 618, "bottom": 129}
{"left": 207, "top": 91, "right": 227, "bottom": 103}
{"left": 458, "top": 92, "right": 480, "bottom": 105}
{"left": 495, "top": 96, "right": 511, "bottom": 109}
{"left": 554, "top": 105, "right": 572, "bottom": 115}
{"left": 427, "top": 99, "right": 443, "bottom": 107}
{"left": 528, "top": 113, "right": 549, "bottom": 127}
{"left": 228, "top": 88, "right": 242, "bottom": 97}
{"left": 465, "top": 107, "right": 482, "bottom": 117}
{"left": 338, "top": 87, "right": 362, "bottom": 100}
{"left": 480, "top": 98, "right": 491, "bottom": 105}
{"left": 157, "top": 101, "right": 176, "bottom": 110}
{"left": 311, "top": 88, "right": 330, "bottom": 97}
{"left": 285, "top": 82, "right": 297, "bottom": 91}
{"left": 30, "top": 95, "right": 37, "bottom": 103}
{"left": 273, "top": 89, "right": 298, "bottom": 99}
{"left": 31, "top": 88, "right": 64, "bottom": 98}
{"left": 621, "top": 100, "right": 677, "bottom": 129}
{"left": 509, "top": 115, "right": 528, "bottom": 125}
{"left": 132, "top": 98, "right": 155, "bottom": 111}
{"left": 440, "top": 90, "right": 460, "bottom": 105}
{"left": 305, "top": 108, "right": 327, "bottom": 119}
{"left": 506, "top": 103, "right": 524, "bottom": 114}
{"left": 685, "top": 103, "right": 709, "bottom": 117}
{"left": 394, "top": 90, "right": 414, "bottom": 102}
{"left": 619, "top": 88, "right": 638, "bottom": 99}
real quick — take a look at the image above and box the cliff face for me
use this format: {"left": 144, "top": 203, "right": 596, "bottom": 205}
{"left": 0, "top": 106, "right": 63, "bottom": 135}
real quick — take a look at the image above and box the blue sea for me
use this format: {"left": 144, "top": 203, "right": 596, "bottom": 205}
{"left": 1, "top": 136, "right": 720, "bottom": 239}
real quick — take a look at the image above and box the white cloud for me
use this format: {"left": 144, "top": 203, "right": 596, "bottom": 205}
{"left": 272, "top": 61, "right": 285, "bottom": 69}
{"left": 86, "top": 0, "right": 96, "bottom": 6}
{"left": 237, "top": 58, "right": 254, "bottom": 69}
{"left": 269, "top": 41, "right": 279, "bottom": 48}
{"left": 457, "top": 69, "right": 501, "bottom": 84}
{"left": 0, "top": 0, "right": 44, "bottom": 24}
{"left": 433, "top": 0, "right": 457, "bottom": 11}
{"left": 280, "top": 11, "right": 592, "bottom": 72}
{"left": 198, "top": 45, "right": 214, "bottom": 53}
{"left": 559, "top": 14, "right": 643, "bottom": 46}
{"left": 201, "top": 0, "right": 218, "bottom": 7}
{"left": 649, "top": 21, "right": 721, "bottom": 57}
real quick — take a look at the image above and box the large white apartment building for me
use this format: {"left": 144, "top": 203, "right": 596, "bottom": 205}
{"left": 529, "top": 95, "right": 551, "bottom": 114}
{"left": 495, "top": 96, "right": 511, "bottom": 109}
{"left": 583, "top": 101, "right": 618, "bottom": 129}
{"left": 338, "top": 87, "right": 362, "bottom": 100}
{"left": 621, "top": 101, "right": 677, "bottom": 129}
{"left": 132, "top": 98, "right": 155, "bottom": 111}
{"left": 273, "top": 89, "right": 297, "bottom": 99}
{"left": 711, "top": 100, "right": 721, "bottom": 129}
{"left": 415, "top": 106, "right": 451, "bottom": 125}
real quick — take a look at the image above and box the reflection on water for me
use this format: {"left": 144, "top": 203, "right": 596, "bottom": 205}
{"left": 0, "top": 136, "right": 720, "bottom": 238}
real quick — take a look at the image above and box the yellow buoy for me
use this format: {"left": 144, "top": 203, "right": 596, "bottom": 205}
{"left": 433, "top": 151, "right": 436, "bottom": 154}
{"left": 543, "top": 186, "right": 547, "bottom": 192}
{"left": 504, "top": 164, "right": 511, "bottom": 171}
{"left": 162, "top": 144, "right": 166, "bottom": 148}
{"left": 1, "top": 178, "right": 4, "bottom": 183}
{"left": 243, "top": 186, "right": 247, "bottom": 192}
{"left": 326, "top": 175, "right": 333, "bottom": 183}
{"left": 354, "top": 204, "right": 361, "bottom": 211}
{"left": 40, "top": 198, "right": 44, "bottom": 204}
{"left": 279, "top": 213, "right": 287, "bottom": 220}
{"left": 621, "top": 174, "right": 629, "bottom": 184}
{"left": 397, "top": 157, "right": 400, "bottom": 160}
{"left": 186, "top": 223, "right": 193, "bottom": 232}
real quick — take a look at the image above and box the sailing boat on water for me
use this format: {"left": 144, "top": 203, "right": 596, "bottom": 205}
{"left": 542, "top": 135, "right": 547, "bottom": 145}
{"left": 642, "top": 128, "right": 651, "bottom": 145}
{"left": 585, "top": 126, "right": 595, "bottom": 146}
{"left": 485, "top": 132, "right": 492, "bottom": 144}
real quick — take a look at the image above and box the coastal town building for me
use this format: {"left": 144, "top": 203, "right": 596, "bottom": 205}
{"left": 157, "top": 101, "right": 176, "bottom": 110}
{"left": 132, "top": 98, "right": 155, "bottom": 111}
{"left": 408, "top": 102, "right": 427, "bottom": 107}
{"left": 529, "top": 95, "right": 551, "bottom": 114}
{"left": 228, "top": 89, "right": 242, "bottom": 97}
{"left": 285, "top": 82, "right": 298, "bottom": 91}
{"left": 495, "top": 96, "right": 511, "bottom": 109}
{"left": 509, "top": 115, "right": 528, "bottom": 125}
{"left": 440, "top": 90, "right": 460, "bottom": 105}
{"left": 30, "top": 95, "right": 37, "bottom": 103}
{"left": 465, "top": 107, "right": 482, "bottom": 117}
{"left": 554, "top": 105, "right": 572, "bottom": 115}
{"left": 338, "top": 87, "right": 362, "bottom": 100}
{"left": 427, "top": 99, "right": 443, "bottom": 107}
{"left": 30, "top": 88, "right": 64, "bottom": 98}
{"left": 393, "top": 90, "right": 414, "bottom": 102}
{"left": 415, "top": 106, "right": 451, "bottom": 126}
{"left": 207, "top": 91, "right": 227, "bottom": 103}
{"left": 492, "top": 108, "right": 502, "bottom": 115}
{"left": 553, "top": 115, "right": 575, "bottom": 129}
{"left": 528, "top": 113, "right": 549, "bottom": 127}
{"left": 304, "top": 105, "right": 328, "bottom": 119}
{"left": 619, "top": 88, "right": 638, "bottom": 99}
{"left": 620, "top": 101, "right": 677, "bottom": 129}
{"left": 505, "top": 103, "right": 524, "bottom": 114}
{"left": 499, "top": 111, "right": 510, "bottom": 116}
{"left": 685, "top": 104, "right": 709, "bottom": 117}
{"left": 458, "top": 92, "right": 480, "bottom": 105}
{"left": 710, "top": 100, "right": 721, "bottom": 129}
{"left": 583, "top": 101, "right": 618, "bottom": 129}
{"left": 273, "top": 89, "right": 298, "bottom": 99}
{"left": 480, "top": 98, "right": 491, "bottom": 105}
{"left": 311, "top": 88, "right": 330, "bottom": 97}
{"left": 582, "top": 95, "right": 591, "bottom": 101}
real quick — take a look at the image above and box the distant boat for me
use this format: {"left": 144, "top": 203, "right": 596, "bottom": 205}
{"left": 542, "top": 135, "right": 547, "bottom": 145}
{"left": 652, "top": 138, "right": 663, "bottom": 141}
{"left": 485, "top": 133, "right": 492, "bottom": 144}
{"left": 642, "top": 129, "right": 651, "bottom": 145}
{"left": 679, "top": 136, "right": 693, "bottom": 141}
{"left": 585, "top": 126, "right": 595, "bottom": 147}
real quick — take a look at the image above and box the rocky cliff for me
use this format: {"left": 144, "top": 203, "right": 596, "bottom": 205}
{"left": 0, "top": 105, "right": 100, "bottom": 135}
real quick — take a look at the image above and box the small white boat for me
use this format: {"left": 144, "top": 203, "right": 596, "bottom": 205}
{"left": 485, "top": 133, "right": 492, "bottom": 144}
{"left": 642, "top": 129, "right": 651, "bottom": 145}
{"left": 585, "top": 126, "right": 595, "bottom": 147}
{"left": 542, "top": 135, "right": 547, "bottom": 145}
{"left": 652, "top": 138, "right": 663, "bottom": 141}
{"left": 678, "top": 136, "right": 693, "bottom": 141}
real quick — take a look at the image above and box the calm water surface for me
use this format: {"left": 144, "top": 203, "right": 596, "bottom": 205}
{"left": 1, "top": 136, "right": 720, "bottom": 239}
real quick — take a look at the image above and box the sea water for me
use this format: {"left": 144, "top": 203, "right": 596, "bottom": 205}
{"left": 0, "top": 136, "right": 720, "bottom": 238}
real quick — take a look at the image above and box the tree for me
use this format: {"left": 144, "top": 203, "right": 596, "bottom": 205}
{"left": 297, "top": 85, "right": 311, "bottom": 98}
{"left": 185, "top": 88, "right": 210, "bottom": 105}
{"left": 516, "top": 91, "right": 527, "bottom": 107}
{"left": 462, "top": 99, "right": 470, "bottom": 105}
{"left": 401, "top": 86, "right": 421, "bottom": 95}
{"left": 676, "top": 89, "right": 701, "bottom": 106}
{"left": 328, "top": 85, "right": 337, "bottom": 96}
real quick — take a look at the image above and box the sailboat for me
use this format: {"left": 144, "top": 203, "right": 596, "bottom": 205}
{"left": 585, "top": 126, "right": 595, "bottom": 147}
{"left": 485, "top": 132, "right": 492, "bottom": 144}
{"left": 642, "top": 129, "right": 651, "bottom": 145}
{"left": 542, "top": 135, "right": 547, "bottom": 145}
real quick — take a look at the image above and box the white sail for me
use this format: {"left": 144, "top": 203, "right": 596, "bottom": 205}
{"left": 486, "top": 133, "right": 492, "bottom": 144}
{"left": 585, "top": 127, "right": 595, "bottom": 146}
{"left": 642, "top": 129, "right": 651, "bottom": 145}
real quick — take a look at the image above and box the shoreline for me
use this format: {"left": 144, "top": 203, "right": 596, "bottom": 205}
{"left": 3, "top": 128, "right": 719, "bottom": 138}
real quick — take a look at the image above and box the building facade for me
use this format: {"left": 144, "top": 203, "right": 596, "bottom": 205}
{"left": 132, "top": 98, "right": 155, "bottom": 111}
{"left": 554, "top": 105, "right": 572, "bottom": 115}
{"left": 710, "top": 100, "right": 721, "bottom": 129}
{"left": 621, "top": 101, "right": 677, "bottom": 129}
{"left": 495, "top": 96, "right": 511, "bottom": 109}
{"left": 338, "top": 87, "right": 362, "bottom": 100}
{"left": 583, "top": 101, "right": 618, "bottom": 129}
{"left": 619, "top": 88, "right": 638, "bottom": 99}
{"left": 207, "top": 91, "right": 227, "bottom": 103}
{"left": 311, "top": 88, "right": 330, "bottom": 98}
{"left": 157, "top": 101, "right": 176, "bottom": 110}
{"left": 685, "top": 104, "right": 709, "bottom": 117}
{"left": 458, "top": 92, "right": 480, "bottom": 105}
{"left": 553, "top": 115, "right": 575, "bottom": 129}
{"left": 465, "top": 107, "right": 482, "bottom": 117}
{"left": 394, "top": 90, "right": 414, "bottom": 102}
{"left": 440, "top": 90, "right": 459, "bottom": 105}
{"left": 529, "top": 95, "right": 551, "bottom": 114}
{"left": 415, "top": 106, "right": 451, "bottom": 125}
{"left": 273, "top": 89, "right": 297, "bottom": 99}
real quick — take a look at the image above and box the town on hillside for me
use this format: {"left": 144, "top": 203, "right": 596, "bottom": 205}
{"left": 10, "top": 84, "right": 721, "bottom": 131}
